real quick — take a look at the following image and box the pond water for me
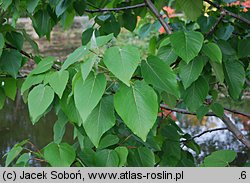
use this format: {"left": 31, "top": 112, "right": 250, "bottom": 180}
{"left": 0, "top": 18, "right": 249, "bottom": 167}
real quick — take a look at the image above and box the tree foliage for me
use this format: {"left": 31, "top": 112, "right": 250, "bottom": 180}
{"left": 0, "top": 0, "right": 249, "bottom": 167}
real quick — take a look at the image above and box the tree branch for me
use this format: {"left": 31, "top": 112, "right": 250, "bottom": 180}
{"left": 85, "top": 3, "right": 146, "bottom": 13}
{"left": 222, "top": 115, "right": 250, "bottom": 149}
{"left": 204, "top": 0, "right": 250, "bottom": 27}
{"left": 160, "top": 104, "right": 250, "bottom": 149}
{"left": 5, "top": 42, "right": 60, "bottom": 71}
{"left": 182, "top": 127, "right": 228, "bottom": 142}
{"left": 160, "top": 104, "right": 215, "bottom": 116}
{"left": 144, "top": 0, "right": 173, "bottom": 34}
{"left": 5, "top": 42, "right": 33, "bottom": 59}
{"left": 224, "top": 107, "right": 250, "bottom": 118}
{"left": 160, "top": 104, "right": 250, "bottom": 119}
{"left": 206, "top": 13, "right": 225, "bottom": 37}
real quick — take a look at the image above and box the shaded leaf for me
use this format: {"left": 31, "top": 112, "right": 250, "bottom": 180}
{"left": 83, "top": 96, "right": 116, "bottom": 147}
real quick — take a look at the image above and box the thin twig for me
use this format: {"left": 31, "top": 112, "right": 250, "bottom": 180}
{"left": 182, "top": 127, "right": 228, "bottom": 143}
{"left": 206, "top": 13, "right": 225, "bottom": 37}
{"left": 160, "top": 104, "right": 250, "bottom": 119}
{"left": 31, "top": 157, "right": 47, "bottom": 163}
{"left": 27, "top": 141, "right": 44, "bottom": 158}
{"left": 224, "top": 107, "right": 250, "bottom": 118}
{"left": 160, "top": 104, "right": 215, "bottom": 116}
{"left": 85, "top": 3, "right": 146, "bottom": 13}
{"left": 204, "top": 0, "right": 250, "bottom": 27}
{"left": 5, "top": 42, "right": 33, "bottom": 59}
{"left": 222, "top": 115, "right": 250, "bottom": 149}
{"left": 5, "top": 42, "right": 60, "bottom": 71}
{"left": 144, "top": 0, "right": 173, "bottom": 34}
{"left": 160, "top": 104, "right": 250, "bottom": 149}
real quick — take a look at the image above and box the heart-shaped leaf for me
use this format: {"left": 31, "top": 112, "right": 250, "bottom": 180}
{"left": 28, "top": 84, "right": 54, "bottom": 124}
{"left": 44, "top": 142, "right": 75, "bottom": 167}
{"left": 170, "top": 30, "right": 204, "bottom": 63}
{"left": 103, "top": 46, "right": 140, "bottom": 86}
{"left": 114, "top": 81, "right": 158, "bottom": 141}
{"left": 74, "top": 72, "right": 106, "bottom": 123}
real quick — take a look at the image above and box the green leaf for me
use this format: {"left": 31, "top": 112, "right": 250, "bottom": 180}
{"left": 157, "top": 46, "right": 178, "bottom": 65}
{"left": 32, "top": 9, "right": 53, "bottom": 37}
{"left": 179, "top": 56, "right": 206, "bottom": 89}
{"left": 75, "top": 129, "right": 94, "bottom": 151}
{"left": 60, "top": 90, "right": 82, "bottom": 124}
{"left": 95, "top": 149, "right": 119, "bottom": 167}
{"left": 84, "top": 96, "right": 116, "bottom": 147}
{"left": 197, "top": 105, "right": 209, "bottom": 121}
{"left": 21, "top": 30, "right": 39, "bottom": 54}
{"left": 103, "top": 46, "right": 140, "bottom": 86}
{"left": 238, "top": 38, "right": 250, "bottom": 58}
{"left": 160, "top": 124, "right": 180, "bottom": 141}
{"left": 119, "top": 12, "right": 137, "bottom": 32}
{"left": 170, "top": 30, "right": 204, "bottom": 63}
{"left": 28, "top": 84, "right": 54, "bottom": 124}
{"left": 217, "top": 40, "right": 236, "bottom": 56}
{"left": 1, "top": 0, "right": 12, "bottom": 11}
{"left": 98, "top": 134, "right": 119, "bottom": 150}
{"left": 223, "top": 59, "right": 245, "bottom": 100}
{"left": 142, "top": 56, "right": 179, "bottom": 98}
{"left": 210, "top": 103, "right": 224, "bottom": 117}
{"left": 73, "top": 0, "right": 86, "bottom": 15}
{"left": 44, "top": 142, "right": 76, "bottom": 167}
{"left": 48, "top": 70, "right": 69, "bottom": 99}
{"left": 60, "top": 8, "right": 75, "bottom": 29}
{"left": 203, "top": 150, "right": 237, "bottom": 167}
{"left": 55, "top": 0, "right": 71, "bottom": 17}
{"left": 176, "top": 0, "right": 203, "bottom": 20}
{"left": 61, "top": 45, "right": 89, "bottom": 70}
{"left": 0, "top": 33, "right": 4, "bottom": 56}
{"left": 6, "top": 31, "right": 24, "bottom": 51}
{"left": 15, "top": 153, "right": 30, "bottom": 166}
{"left": 27, "top": 0, "right": 39, "bottom": 13}
{"left": 21, "top": 74, "right": 44, "bottom": 94}
{"left": 185, "top": 140, "right": 201, "bottom": 155}
{"left": 100, "top": 19, "right": 121, "bottom": 37}
{"left": 216, "top": 24, "right": 234, "bottom": 41}
{"left": 92, "top": 34, "right": 113, "bottom": 47}
{"left": 30, "top": 57, "right": 54, "bottom": 75}
{"left": 74, "top": 72, "right": 107, "bottom": 123}
{"left": 114, "top": 81, "right": 158, "bottom": 141}
{"left": 127, "top": 147, "right": 155, "bottom": 167}
{"left": 183, "top": 77, "right": 209, "bottom": 112}
{"left": 82, "top": 28, "right": 94, "bottom": 45}
{"left": 0, "top": 89, "right": 6, "bottom": 110}
{"left": 166, "top": 140, "right": 182, "bottom": 159}
{"left": 115, "top": 147, "right": 128, "bottom": 167}
{"left": 0, "top": 49, "right": 22, "bottom": 78}
{"left": 53, "top": 111, "right": 68, "bottom": 144}
{"left": 80, "top": 55, "right": 96, "bottom": 81}
{"left": 202, "top": 43, "right": 222, "bottom": 63}
{"left": 1, "top": 78, "right": 17, "bottom": 100}
{"left": 5, "top": 146, "right": 23, "bottom": 167}
{"left": 161, "top": 92, "right": 177, "bottom": 109}
{"left": 209, "top": 61, "right": 224, "bottom": 83}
